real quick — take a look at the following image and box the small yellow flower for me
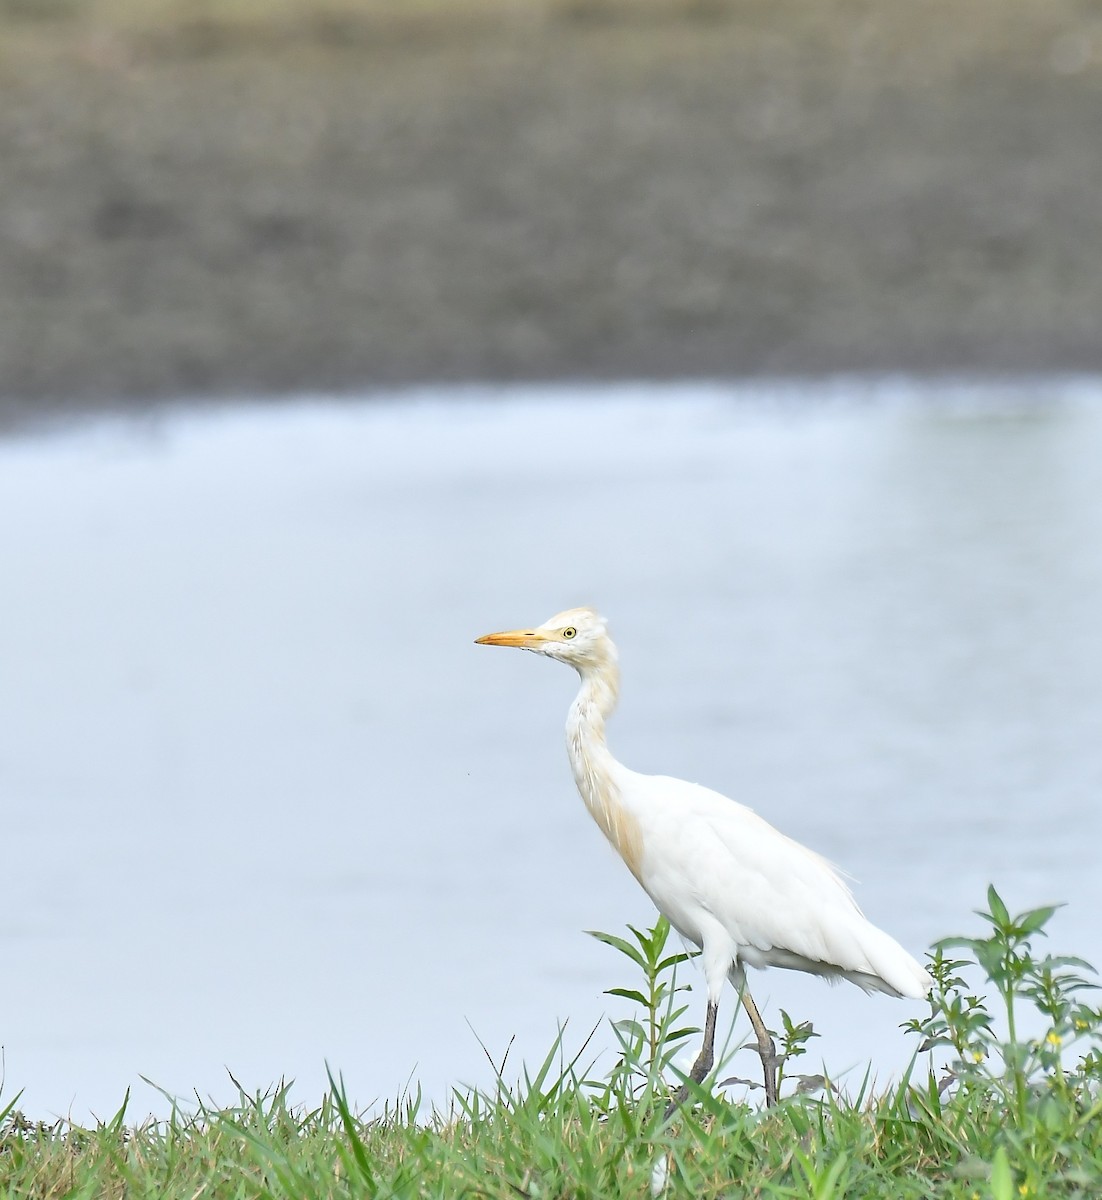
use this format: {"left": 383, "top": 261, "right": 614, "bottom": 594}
{"left": 972, "top": 1050, "right": 984, "bottom": 1063}
{"left": 1019, "top": 1186, "right": 1030, "bottom": 1197}
{"left": 1046, "top": 1031, "right": 1062, "bottom": 1047}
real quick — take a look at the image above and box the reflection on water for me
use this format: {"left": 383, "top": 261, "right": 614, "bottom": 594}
{"left": 2, "top": 379, "right": 1101, "bottom": 1122}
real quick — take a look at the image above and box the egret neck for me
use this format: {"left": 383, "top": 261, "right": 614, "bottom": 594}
{"left": 565, "top": 651, "right": 645, "bottom": 882}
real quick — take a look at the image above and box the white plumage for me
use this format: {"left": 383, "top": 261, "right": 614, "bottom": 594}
{"left": 477, "top": 606, "right": 931, "bottom": 1109}
{"left": 629, "top": 772, "right": 929, "bottom": 997}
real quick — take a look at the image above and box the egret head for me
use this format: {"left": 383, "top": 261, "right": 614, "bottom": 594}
{"left": 476, "top": 606, "right": 616, "bottom": 671}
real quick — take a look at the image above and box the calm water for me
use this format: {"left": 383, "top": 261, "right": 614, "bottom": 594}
{"left": 3, "top": 379, "right": 1101, "bottom": 1122}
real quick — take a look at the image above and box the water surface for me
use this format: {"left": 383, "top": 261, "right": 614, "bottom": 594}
{"left": 3, "top": 379, "right": 1101, "bottom": 1121}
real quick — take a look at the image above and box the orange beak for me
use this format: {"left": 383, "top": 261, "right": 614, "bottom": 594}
{"left": 474, "top": 627, "right": 550, "bottom": 649}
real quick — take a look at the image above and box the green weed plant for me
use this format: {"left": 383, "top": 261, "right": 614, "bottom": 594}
{"left": 3, "top": 886, "right": 1102, "bottom": 1198}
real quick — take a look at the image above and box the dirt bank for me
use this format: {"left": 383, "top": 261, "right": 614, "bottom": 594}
{"left": 2, "top": 0, "right": 1101, "bottom": 423}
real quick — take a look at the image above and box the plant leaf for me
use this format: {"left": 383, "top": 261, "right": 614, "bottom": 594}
{"left": 989, "top": 1145, "right": 1013, "bottom": 1200}
{"left": 605, "top": 988, "right": 649, "bottom": 1006}
{"left": 986, "top": 885, "right": 1010, "bottom": 930}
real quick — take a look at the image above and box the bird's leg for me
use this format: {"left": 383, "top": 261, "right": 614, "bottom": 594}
{"left": 663, "top": 999, "right": 718, "bottom": 1120}
{"left": 740, "top": 988, "right": 778, "bottom": 1107}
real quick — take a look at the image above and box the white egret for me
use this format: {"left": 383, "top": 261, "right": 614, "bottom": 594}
{"left": 476, "top": 607, "right": 932, "bottom": 1112}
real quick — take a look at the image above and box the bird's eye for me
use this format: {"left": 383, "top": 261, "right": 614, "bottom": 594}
{"left": 562, "top": 626, "right": 577, "bottom": 639}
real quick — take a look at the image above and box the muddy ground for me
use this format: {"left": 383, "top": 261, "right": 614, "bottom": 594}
{"left": 1, "top": 0, "right": 1101, "bottom": 424}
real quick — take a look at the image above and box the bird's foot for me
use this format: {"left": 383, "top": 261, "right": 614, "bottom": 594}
{"left": 662, "top": 1084, "right": 689, "bottom": 1121}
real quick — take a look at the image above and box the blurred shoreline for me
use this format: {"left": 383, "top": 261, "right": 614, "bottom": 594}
{"left": 2, "top": 0, "right": 1101, "bottom": 426}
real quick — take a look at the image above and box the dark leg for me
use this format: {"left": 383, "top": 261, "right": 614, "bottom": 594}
{"left": 741, "top": 988, "right": 778, "bottom": 1107}
{"left": 663, "top": 999, "right": 718, "bottom": 1119}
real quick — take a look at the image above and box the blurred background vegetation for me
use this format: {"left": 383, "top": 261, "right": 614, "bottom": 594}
{"left": 2, "top": 0, "right": 1101, "bottom": 421}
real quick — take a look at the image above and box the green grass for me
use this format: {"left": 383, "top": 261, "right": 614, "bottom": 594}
{"left": 4, "top": 888, "right": 1102, "bottom": 1199}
